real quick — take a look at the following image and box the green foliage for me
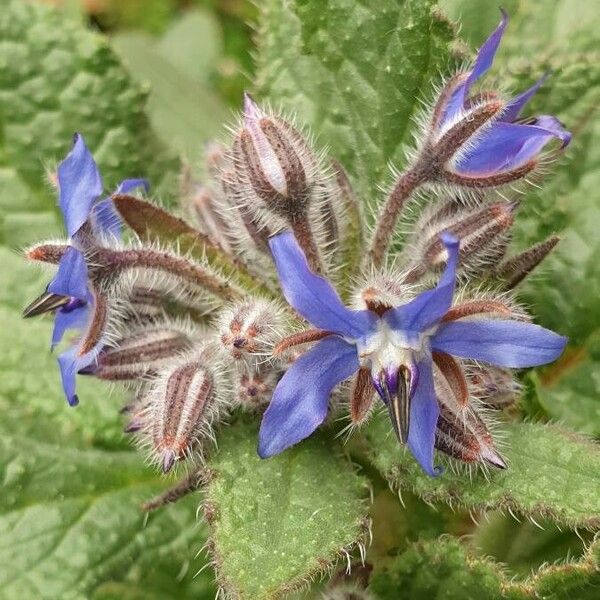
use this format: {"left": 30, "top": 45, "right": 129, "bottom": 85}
{"left": 369, "top": 536, "right": 600, "bottom": 600}
{"left": 204, "top": 419, "right": 369, "bottom": 599}
{"left": 365, "top": 415, "right": 600, "bottom": 530}
{"left": 0, "top": 0, "right": 178, "bottom": 228}
{"left": 112, "top": 9, "right": 230, "bottom": 164}
{"left": 256, "top": 0, "right": 464, "bottom": 200}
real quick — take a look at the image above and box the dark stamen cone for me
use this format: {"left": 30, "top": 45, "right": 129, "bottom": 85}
{"left": 23, "top": 291, "right": 70, "bottom": 318}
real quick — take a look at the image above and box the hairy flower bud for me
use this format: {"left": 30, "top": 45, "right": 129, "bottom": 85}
{"left": 140, "top": 346, "right": 227, "bottom": 472}
{"left": 94, "top": 321, "right": 196, "bottom": 381}
{"left": 216, "top": 298, "right": 285, "bottom": 368}
{"left": 404, "top": 199, "right": 516, "bottom": 281}
{"left": 467, "top": 364, "right": 520, "bottom": 409}
{"left": 232, "top": 94, "right": 328, "bottom": 272}
{"left": 235, "top": 369, "right": 279, "bottom": 409}
{"left": 234, "top": 93, "right": 316, "bottom": 219}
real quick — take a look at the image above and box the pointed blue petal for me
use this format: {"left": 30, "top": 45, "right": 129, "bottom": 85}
{"left": 464, "top": 9, "right": 508, "bottom": 94}
{"left": 431, "top": 319, "right": 567, "bottom": 368}
{"left": 269, "top": 232, "right": 377, "bottom": 339}
{"left": 58, "top": 134, "right": 103, "bottom": 237}
{"left": 92, "top": 199, "right": 122, "bottom": 238}
{"left": 47, "top": 247, "right": 90, "bottom": 302}
{"left": 453, "top": 119, "right": 571, "bottom": 175}
{"left": 384, "top": 232, "right": 459, "bottom": 335}
{"left": 57, "top": 340, "right": 102, "bottom": 406}
{"left": 407, "top": 357, "right": 440, "bottom": 476}
{"left": 92, "top": 178, "right": 149, "bottom": 238}
{"left": 115, "top": 178, "right": 149, "bottom": 195}
{"left": 58, "top": 348, "right": 80, "bottom": 406}
{"left": 441, "top": 9, "right": 508, "bottom": 124}
{"left": 258, "top": 336, "right": 359, "bottom": 458}
{"left": 51, "top": 303, "right": 90, "bottom": 349}
{"left": 501, "top": 73, "right": 549, "bottom": 123}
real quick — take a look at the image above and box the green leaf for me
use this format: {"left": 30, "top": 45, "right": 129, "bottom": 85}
{"left": 256, "top": 0, "right": 463, "bottom": 200}
{"left": 112, "top": 12, "right": 230, "bottom": 165}
{"left": 204, "top": 419, "right": 369, "bottom": 599}
{"left": 364, "top": 415, "right": 600, "bottom": 529}
{"left": 472, "top": 512, "right": 591, "bottom": 578}
{"left": 0, "top": 0, "right": 179, "bottom": 221}
{"left": 0, "top": 432, "right": 216, "bottom": 599}
{"left": 369, "top": 536, "right": 600, "bottom": 600}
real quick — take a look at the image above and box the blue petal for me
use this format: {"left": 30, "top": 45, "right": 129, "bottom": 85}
{"left": 258, "top": 336, "right": 359, "bottom": 458}
{"left": 47, "top": 247, "right": 90, "bottom": 302}
{"left": 464, "top": 9, "right": 508, "bottom": 94}
{"left": 431, "top": 319, "right": 567, "bottom": 368}
{"left": 58, "top": 348, "right": 80, "bottom": 406}
{"left": 58, "top": 134, "right": 103, "bottom": 237}
{"left": 57, "top": 342, "right": 102, "bottom": 406}
{"left": 441, "top": 9, "right": 508, "bottom": 124}
{"left": 115, "top": 178, "right": 149, "bottom": 195}
{"left": 453, "top": 120, "right": 571, "bottom": 175}
{"left": 92, "top": 178, "right": 149, "bottom": 238}
{"left": 269, "top": 232, "right": 377, "bottom": 339}
{"left": 52, "top": 303, "right": 90, "bottom": 349}
{"left": 384, "top": 232, "right": 459, "bottom": 335}
{"left": 501, "top": 74, "right": 548, "bottom": 123}
{"left": 407, "top": 357, "right": 440, "bottom": 476}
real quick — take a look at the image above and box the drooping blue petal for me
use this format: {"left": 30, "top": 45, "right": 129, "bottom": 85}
{"left": 52, "top": 303, "right": 90, "bottom": 349}
{"left": 269, "top": 232, "right": 377, "bottom": 339}
{"left": 384, "top": 232, "right": 459, "bottom": 335}
{"left": 258, "top": 336, "right": 359, "bottom": 458}
{"left": 441, "top": 9, "right": 508, "bottom": 124}
{"left": 92, "top": 178, "right": 149, "bottom": 238}
{"left": 58, "top": 348, "right": 80, "bottom": 406}
{"left": 501, "top": 73, "right": 549, "bottom": 123}
{"left": 57, "top": 340, "right": 103, "bottom": 406}
{"left": 407, "top": 357, "right": 440, "bottom": 476}
{"left": 431, "top": 319, "right": 567, "bottom": 368}
{"left": 58, "top": 134, "right": 103, "bottom": 237}
{"left": 47, "top": 246, "right": 90, "bottom": 302}
{"left": 453, "top": 120, "right": 571, "bottom": 175}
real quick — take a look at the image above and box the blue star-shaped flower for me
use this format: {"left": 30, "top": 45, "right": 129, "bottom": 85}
{"left": 259, "top": 231, "right": 567, "bottom": 475}
{"left": 46, "top": 133, "right": 148, "bottom": 406}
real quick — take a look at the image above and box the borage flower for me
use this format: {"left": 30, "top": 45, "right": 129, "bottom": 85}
{"left": 258, "top": 231, "right": 567, "bottom": 475}
{"left": 25, "top": 134, "right": 147, "bottom": 406}
{"left": 432, "top": 9, "right": 571, "bottom": 187}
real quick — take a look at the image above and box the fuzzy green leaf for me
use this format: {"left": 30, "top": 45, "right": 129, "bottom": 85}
{"left": 256, "top": 0, "right": 463, "bottom": 200}
{"left": 204, "top": 419, "right": 370, "bottom": 599}
{"left": 0, "top": 0, "right": 178, "bottom": 239}
{"left": 369, "top": 536, "right": 600, "bottom": 600}
{"left": 365, "top": 416, "right": 600, "bottom": 529}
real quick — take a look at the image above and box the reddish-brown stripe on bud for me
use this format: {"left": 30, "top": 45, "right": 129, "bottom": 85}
{"left": 151, "top": 361, "right": 216, "bottom": 472}
{"left": 95, "top": 325, "right": 193, "bottom": 381}
{"left": 435, "top": 403, "right": 506, "bottom": 468}
{"left": 350, "top": 368, "right": 375, "bottom": 425}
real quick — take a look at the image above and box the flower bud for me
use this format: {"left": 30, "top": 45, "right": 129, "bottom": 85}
{"left": 435, "top": 402, "right": 506, "bottom": 469}
{"left": 404, "top": 199, "right": 516, "bottom": 281}
{"left": 94, "top": 321, "right": 195, "bottom": 381}
{"left": 141, "top": 346, "right": 227, "bottom": 472}
{"left": 466, "top": 364, "right": 520, "bottom": 409}
{"left": 234, "top": 93, "right": 317, "bottom": 219}
{"left": 216, "top": 298, "right": 285, "bottom": 368}
{"left": 235, "top": 369, "right": 279, "bottom": 409}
